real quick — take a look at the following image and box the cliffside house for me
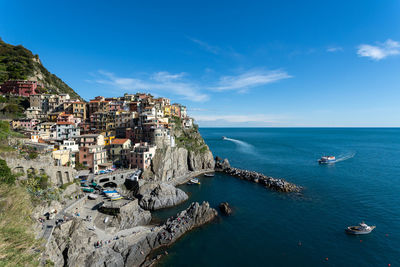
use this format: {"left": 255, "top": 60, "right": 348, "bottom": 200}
{"left": 76, "top": 134, "right": 105, "bottom": 147}
{"left": 127, "top": 142, "right": 156, "bottom": 170}
{"left": 0, "top": 80, "right": 40, "bottom": 97}
{"left": 78, "top": 145, "right": 108, "bottom": 174}
{"left": 54, "top": 122, "right": 80, "bottom": 141}
{"left": 109, "top": 138, "right": 131, "bottom": 167}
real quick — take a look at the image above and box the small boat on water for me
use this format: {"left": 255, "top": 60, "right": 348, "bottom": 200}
{"left": 222, "top": 136, "right": 227, "bottom": 140}
{"left": 187, "top": 178, "right": 201, "bottom": 185}
{"left": 204, "top": 173, "right": 215, "bottom": 177}
{"left": 318, "top": 156, "right": 336, "bottom": 164}
{"left": 345, "top": 222, "right": 376, "bottom": 235}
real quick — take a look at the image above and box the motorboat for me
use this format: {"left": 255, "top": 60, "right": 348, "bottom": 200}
{"left": 222, "top": 136, "right": 227, "bottom": 140}
{"left": 187, "top": 178, "right": 201, "bottom": 185}
{"left": 204, "top": 173, "right": 215, "bottom": 177}
{"left": 345, "top": 222, "right": 376, "bottom": 235}
{"left": 318, "top": 156, "right": 336, "bottom": 164}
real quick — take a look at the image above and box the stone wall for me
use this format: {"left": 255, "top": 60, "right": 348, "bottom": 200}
{"left": 4, "top": 154, "right": 76, "bottom": 186}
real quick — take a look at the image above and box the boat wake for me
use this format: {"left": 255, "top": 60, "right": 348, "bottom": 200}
{"left": 334, "top": 152, "right": 356, "bottom": 163}
{"left": 223, "top": 137, "right": 255, "bottom": 154}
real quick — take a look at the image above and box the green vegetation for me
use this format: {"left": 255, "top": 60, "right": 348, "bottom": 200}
{"left": 28, "top": 152, "right": 38, "bottom": 159}
{"left": 0, "top": 121, "right": 23, "bottom": 152}
{"left": 174, "top": 124, "right": 209, "bottom": 154}
{"left": 21, "top": 172, "right": 59, "bottom": 204}
{"left": 0, "top": 38, "right": 81, "bottom": 99}
{"left": 0, "top": 120, "right": 23, "bottom": 140}
{"left": 0, "top": 159, "right": 16, "bottom": 185}
{"left": 0, "top": 96, "right": 29, "bottom": 119}
{"left": 0, "top": 160, "right": 40, "bottom": 266}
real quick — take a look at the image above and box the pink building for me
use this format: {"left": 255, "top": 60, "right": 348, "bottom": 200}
{"left": 57, "top": 112, "right": 81, "bottom": 126}
{"left": 127, "top": 142, "right": 156, "bottom": 170}
{"left": 0, "top": 80, "right": 39, "bottom": 97}
{"left": 11, "top": 118, "right": 39, "bottom": 130}
{"left": 79, "top": 145, "right": 107, "bottom": 174}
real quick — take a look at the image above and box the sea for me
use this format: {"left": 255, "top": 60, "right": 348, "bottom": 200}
{"left": 153, "top": 128, "right": 400, "bottom": 266}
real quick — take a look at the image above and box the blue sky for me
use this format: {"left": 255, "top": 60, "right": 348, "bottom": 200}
{"left": 1, "top": 0, "right": 399, "bottom": 127}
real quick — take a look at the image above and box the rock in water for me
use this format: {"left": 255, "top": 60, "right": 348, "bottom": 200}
{"left": 219, "top": 202, "right": 233, "bottom": 216}
{"left": 139, "top": 182, "right": 189, "bottom": 210}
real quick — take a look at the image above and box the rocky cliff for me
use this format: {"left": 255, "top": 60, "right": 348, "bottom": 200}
{"left": 149, "top": 124, "right": 215, "bottom": 182}
{"left": 46, "top": 202, "right": 217, "bottom": 267}
{"left": 138, "top": 182, "right": 188, "bottom": 210}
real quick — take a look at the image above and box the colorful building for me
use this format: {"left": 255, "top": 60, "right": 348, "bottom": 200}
{"left": 0, "top": 80, "right": 40, "bottom": 97}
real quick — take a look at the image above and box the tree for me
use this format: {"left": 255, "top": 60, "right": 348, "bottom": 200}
{"left": 0, "top": 159, "right": 16, "bottom": 185}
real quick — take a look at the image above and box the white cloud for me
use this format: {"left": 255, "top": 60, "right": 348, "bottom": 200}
{"left": 187, "top": 37, "right": 220, "bottom": 54}
{"left": 357, "top": 39, "right": 400, "bottom": 60}
{"left": 327, "top": 46, "right": 343, "bottom": 52}
{"left": 212, "top": 69, "right": 291, "bottom": 91}
{"left": 94, "top": 70, "right": 209, "bottom": 102}
{"left": 91, "top": 68, "right": 292, "bottom": 102}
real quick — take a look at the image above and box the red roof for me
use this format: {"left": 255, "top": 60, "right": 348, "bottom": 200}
{"left": 112, "top": 138, "right": 129, "bottom": 145}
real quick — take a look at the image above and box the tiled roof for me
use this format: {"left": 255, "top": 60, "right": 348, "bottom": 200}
{"left": 112, "top": 138, "right": 129, "bottom": 145}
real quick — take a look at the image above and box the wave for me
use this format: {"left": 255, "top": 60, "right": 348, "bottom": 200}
{"left": 335, "top": 152, "right": 356, "bottom": 163}
{"left": 223, "top": 137, "right": 255, "bottom": 154}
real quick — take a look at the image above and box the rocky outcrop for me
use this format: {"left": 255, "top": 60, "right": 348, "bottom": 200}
{"left": 215, "top": 158, "right": 231, "bottom": 171}
{"left": 219, "top": 202, "right": 233, "bottom": 216}
{"left": 51, "top": 202, "right": 217, "bottom": 267}
{"left": 150, "top": 146, "right": 214, "bottom": 182}
{"left": 125, "top": 201, "right": 217, "bottom": 267}
{"left": 138, "top": 182, "right": 188, "bottom": 210}
{"left": 112, "top": 200, "right": 152, "bottom": 230}
{"left": 215, "top": 157, "right": 301, "bottom": 193}
{"left": 45, "top": 219, "right": 97, "bottom": 267}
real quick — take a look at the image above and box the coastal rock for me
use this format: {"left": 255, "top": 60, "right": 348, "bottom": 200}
{"left": 215, "top": 157, "right": 230, "bottom": 171}
{"left": 138, "top": 182, "right": 189, "bottom": 210}
{"left": 106, "top": 200, "right": 152, "bottom": 231}
{"left": 124, "top": 201, "right": 218, "bottom": 267}
{"left": 45, "top": 218, "right": 97, "bottom": 267}
{"left": 188, "top": 150, "right": 215, "bottom": 171}
{"left": 218, "top": 202, "right": 233, "bottom": 215}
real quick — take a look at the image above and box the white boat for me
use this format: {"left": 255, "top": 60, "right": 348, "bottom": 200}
{"left": 188, "top": 178, "right": 200, "bottom": 185}
{"left": 318, "top": 156, "right": 336, "bottom": 164}
{"left": 345, "top": 222, "right": 376, "bottom": 235}
{"left": 204, "top": 173, "right": 215, "bottom": 177}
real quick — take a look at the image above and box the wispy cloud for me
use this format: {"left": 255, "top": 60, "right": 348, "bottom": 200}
{"left": 327, "top": 46, "right": 343, "bottom": 52}
{"left": 357, "top": 39, "right": 400, "bottom": 60}
{"left": 187, "top": 37, "right": 220, "bottom": 54}
{"left": 193, "top": 113, "right": 288, "bottom": 127}
{"left": 211, "top": 69, "right": 291, "bottom": 92}
{"left": 94, "top": 70, "right": 209, "bottom": 102}
{"left": 91, "top": 67, "right": 292, "bottom": 102}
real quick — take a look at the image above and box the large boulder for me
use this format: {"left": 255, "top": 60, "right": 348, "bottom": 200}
{"left": 139, "top": 182, "right": 188, "bottom": 210}
{"left": 218, "top": 202, "right": 233, "bottom": 216}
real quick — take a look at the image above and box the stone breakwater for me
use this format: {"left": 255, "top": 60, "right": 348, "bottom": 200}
{"left": 215, "top": 158, "right": 301, "bottom": 193}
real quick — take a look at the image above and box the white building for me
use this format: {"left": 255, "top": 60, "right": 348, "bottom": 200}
{"left": 55, "top": 122, "right": 80, "bottom": 140}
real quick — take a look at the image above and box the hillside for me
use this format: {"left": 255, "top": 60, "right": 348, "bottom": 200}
{"left": 0, "top": 38, "right": 81, "bottom": 99}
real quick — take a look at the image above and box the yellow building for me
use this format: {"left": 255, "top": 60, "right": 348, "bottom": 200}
{"left": 164, "top": 105, "right": 171, "bottom": 117}
{"left": 103, "top": 135, "right": 115, "bottom": 146}
{"left": 52, "top": 149, "right": 72, "bottom": 167}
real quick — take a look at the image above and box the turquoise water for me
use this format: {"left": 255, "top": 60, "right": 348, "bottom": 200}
{"left": 155, "top": 128, "right": 400, "bottom": 266}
